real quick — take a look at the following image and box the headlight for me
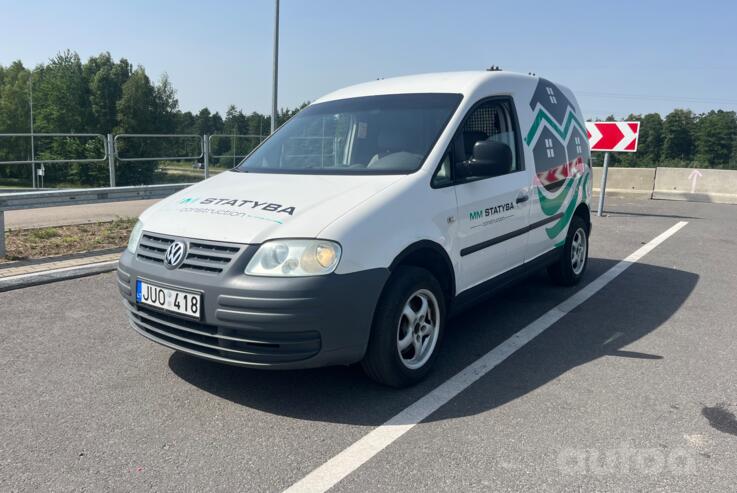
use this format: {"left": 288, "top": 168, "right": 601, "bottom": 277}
{"left": 126, "top": 220, "right": 144, "bottom": 253}
{"left": 245, "top": 239, "right": 341, "bottom": 277}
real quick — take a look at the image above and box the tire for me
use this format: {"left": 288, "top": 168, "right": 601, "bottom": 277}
{"left": 361, "top": 266, "right": 446, "bottom": 388}
{"left": 547, "top": 215, "right": 589, "bottom": 286}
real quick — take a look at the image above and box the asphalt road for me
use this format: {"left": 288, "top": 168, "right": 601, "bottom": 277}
{"left": 4, "top": 199, "right": 157, "bottom": 230}
{"left": 1, "top": 197, "right": 736, "bottom": 492}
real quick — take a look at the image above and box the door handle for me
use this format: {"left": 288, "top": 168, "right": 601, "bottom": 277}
{"left": 516, "top": 193, "right": 529, "bottom": 204}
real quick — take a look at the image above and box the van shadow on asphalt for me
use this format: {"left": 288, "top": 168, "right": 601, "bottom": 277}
{"left": 168, "top": 258, "right": 698, "bottom": 426}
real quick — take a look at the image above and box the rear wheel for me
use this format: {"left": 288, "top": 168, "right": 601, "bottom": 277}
{"left": 361, "top": 266, "right": 445, "bottom": 387}
{"left": 548, "top": 215, "right": 589, "bottom": 286}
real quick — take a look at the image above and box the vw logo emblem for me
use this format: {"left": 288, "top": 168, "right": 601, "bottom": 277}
{"left": 164, "top": 241, "right": 187, "bottom": 269}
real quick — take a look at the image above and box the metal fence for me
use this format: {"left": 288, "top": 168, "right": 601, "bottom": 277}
{"left": 0, "top": 133, "right": 108, "bottom": 165}
{"left": 208, "top": 134, "right": 265, "bottom": 167}
{"left": 0, "top": 132, "right": 266, "bottom": 188}
{"left": 0, "top": 133, "right": 109, "bottom": 188}
{"left": 0, "top": 133, "right": 267, "bottom": 257}
{"left": 113, "top": 134, "right": 204, "bottom": 162}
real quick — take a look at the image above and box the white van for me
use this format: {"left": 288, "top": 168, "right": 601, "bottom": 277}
{"left": 119, "top": 71, "right": 592, "bottom": 387}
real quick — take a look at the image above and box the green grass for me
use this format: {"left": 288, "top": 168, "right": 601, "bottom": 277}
{"left": 29, "top": 227, "right": 61, "bottom": 240}
{"left": 2, "top": 218, "right": 137, "bottom": 262}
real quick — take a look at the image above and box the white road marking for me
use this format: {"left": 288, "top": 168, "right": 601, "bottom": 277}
{"left": 284, "top": 221, "right": 688, "bottom": 493}
{"left": 0, "top": 260, "right": 118, "bottom": 282}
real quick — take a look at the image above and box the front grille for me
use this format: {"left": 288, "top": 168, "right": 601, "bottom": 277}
{"left": 181, "top": 241, "right": 240, "bottom": 273}
{"left": 136, "top": 232, "right": 242, "bottom": 274}
{"left": 137, "top": 233, "right": 172, "bottom": 263}
{"left": 126, "top": 301, "right": 321, "bottom": 364}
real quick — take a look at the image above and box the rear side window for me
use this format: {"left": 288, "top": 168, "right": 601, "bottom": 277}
{"left": 457, "top": 100, "right": 521, "bottom": 174}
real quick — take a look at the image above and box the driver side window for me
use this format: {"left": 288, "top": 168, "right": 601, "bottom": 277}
{"left": 457, "top": 100, "right": 521, "bottom": 175}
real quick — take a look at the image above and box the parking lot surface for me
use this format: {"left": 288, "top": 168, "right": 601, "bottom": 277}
{"left": 1, "top": 196, "right": 736, "bottom": 492}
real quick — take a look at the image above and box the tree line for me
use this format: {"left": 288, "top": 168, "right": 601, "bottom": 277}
{"left": 0, "top": 51, "right": 305, "bottom": 187}
{"left": 2, "top": 51, "right": 737, "bottom": 188}
{"left": 593, "top": 110, "right": 737, "bottom": 169}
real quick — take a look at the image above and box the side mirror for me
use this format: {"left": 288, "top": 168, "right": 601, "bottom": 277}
{"left": 456, "top": 140, "right": 512, "bottom": 179}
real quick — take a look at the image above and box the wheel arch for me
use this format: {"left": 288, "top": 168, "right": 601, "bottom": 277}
{"left": 574, "top": 202, "right": 591, "bottom": 234}
{"left": 388, "top": 240, "right": 456, "bottom": 305}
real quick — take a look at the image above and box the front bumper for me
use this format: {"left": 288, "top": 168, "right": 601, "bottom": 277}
{"left": 117, "top": 243, "right": 389, "bottom": 369}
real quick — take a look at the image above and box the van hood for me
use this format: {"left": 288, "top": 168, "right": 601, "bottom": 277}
{"left": 139, "top": 171, "right": 405, "bottom": 244}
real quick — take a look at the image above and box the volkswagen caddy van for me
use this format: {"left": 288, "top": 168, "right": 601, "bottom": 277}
{"left": 118, "top": 71, "right": 592, "bottom": 387}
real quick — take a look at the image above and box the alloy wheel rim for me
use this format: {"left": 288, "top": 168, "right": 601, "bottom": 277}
{"left": 570, "top": 227, "right": 587, "bottom": 275}
{"left": 396, "top": 289, "right": 440, "bottom": 370}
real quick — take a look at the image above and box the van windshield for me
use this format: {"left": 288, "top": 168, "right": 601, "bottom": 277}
{"left": 235, "top": 93, "right": 462, "bottom": 175}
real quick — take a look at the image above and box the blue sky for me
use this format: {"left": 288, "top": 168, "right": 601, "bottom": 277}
{"left": 2, "top": 0, "right": 736, "bottom": 119}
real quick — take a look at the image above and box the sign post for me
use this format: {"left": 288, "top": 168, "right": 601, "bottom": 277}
{"left": 203, "top": 134, "right": 210, "bottom": 179}
{"left": 37, "top": 164, "right": 45, "bottom": 188}
{"left": 586, "top": 121, "right": 640, "bottom": 216}
{"left": 271, "top": 0, "right": 279, "bottom": 134}
{"left": 107, "top": 133, "right": 116, "bottom": 187}
{"left": 597, "top": 152, "right": 610, "bottom": 218}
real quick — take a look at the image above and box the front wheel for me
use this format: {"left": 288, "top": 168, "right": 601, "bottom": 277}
{"left": 361, "top": 266, "right": 445, "bottom": 387}
{"left": 548, "top": 215, "right": 589, "bottom": 286}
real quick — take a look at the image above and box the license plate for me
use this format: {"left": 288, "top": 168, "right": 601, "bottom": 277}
{"left": 136, "top": 279, "right": 201, "bottom": 319}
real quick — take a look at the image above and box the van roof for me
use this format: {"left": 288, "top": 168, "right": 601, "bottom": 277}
{"left": 314, "top": 71, "right": 538, "bottom": 103}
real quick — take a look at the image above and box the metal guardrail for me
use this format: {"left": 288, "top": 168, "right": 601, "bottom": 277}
{"left": 0, "top": 183, "right": 192, "bottom": 210}
{"left": 0, "top": 183, "right": 192, "bottom": 257}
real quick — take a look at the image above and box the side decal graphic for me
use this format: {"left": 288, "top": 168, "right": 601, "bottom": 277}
{"left": 536, "top": 175, "right": 576, "bottom": 216}
{"left": 545, "top": 175, "right": 582, "bottom": 239}
{"left": 526, "top": 78, "right": 591, "bottom": 239}
{"left": 525, "top": 109, "right": 587, "bottom": 147}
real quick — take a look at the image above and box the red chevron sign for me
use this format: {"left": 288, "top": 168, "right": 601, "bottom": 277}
{"left": 586, "top": 121, "right": 640, "bottom": 152}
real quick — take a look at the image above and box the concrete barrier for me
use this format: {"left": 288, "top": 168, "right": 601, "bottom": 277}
{"left": 652, "top": 167, "right": 737, "bottom": 205}
{"left": 592, "top": 167, "right": 656, "bottom": 197}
